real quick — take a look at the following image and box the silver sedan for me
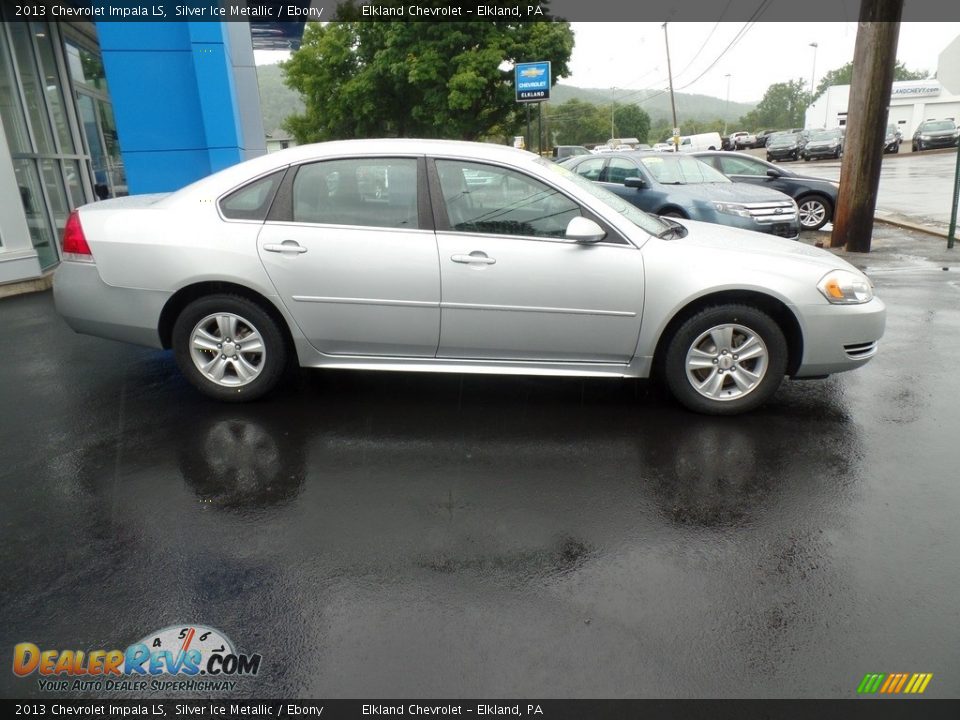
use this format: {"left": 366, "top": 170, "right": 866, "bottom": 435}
{"left": 54, "top": 139, "right": 885, "bottom": 414}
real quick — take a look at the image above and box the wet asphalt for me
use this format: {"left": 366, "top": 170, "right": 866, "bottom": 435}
{"left": 1, "top": 261, "right": 959, "bottom": 699}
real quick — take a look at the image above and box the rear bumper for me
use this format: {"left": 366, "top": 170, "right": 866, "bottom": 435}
{"left": 53, "top": 261, "right": 168, "bottom": 349}
{"left": 793, "top": 297, "right": 886, "bottom": 377}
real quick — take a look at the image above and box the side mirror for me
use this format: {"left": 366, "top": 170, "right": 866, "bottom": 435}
{"left": 565, "top": 217, "right": 607, "bottom": 244}
{"left": 766, "top": 169, "right": 782, "bottom": 178}
{"left": 624, "top": 176, "right": 646, "bottom": 189}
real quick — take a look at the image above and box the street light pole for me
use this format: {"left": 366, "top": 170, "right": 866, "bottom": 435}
{"left": 809, "top": 42, "right": 819, "bottom": 97}
{"left": 723, "top": 74, "right": 731, "bottom": 136}
{"left": 663, "top": 22, "right": 679, "bottom": 150}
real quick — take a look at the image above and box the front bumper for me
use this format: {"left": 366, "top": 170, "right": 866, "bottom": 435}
{"left": 53, "top": 261, "right": 168, "bottom": 349}
{"left": 917, "top": 135, "right": 958, "bottom": 149}
{"left": 767, "top": 147, "right": 799, "bottom": 159}
{"left": 792, "top": 297, "right": 887, "bottom": 377}
{"left": 693, "top": 209, "right": 799, "bottom": 240}
{"left": 804, "top": 145, "right": 841, "bottom": 158}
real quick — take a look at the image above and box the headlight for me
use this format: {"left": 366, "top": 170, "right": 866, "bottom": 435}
{"left": 711, "top": 201, "right": 752, "bottom": 218}
{"left": 818, "top": 269, "right": 874, "bottom": 304}
{"left": 920, "top": 135, "right": 932, "bottom": 140}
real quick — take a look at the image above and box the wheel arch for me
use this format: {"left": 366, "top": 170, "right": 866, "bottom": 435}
{"left": 158, "top": 281, "right": 296, "bottom": 355}
{"left": 652, "top": 289, "right": 804, "bottom": 377}
{"left": 657, "top": 205, "right": 689, "bottom": 219}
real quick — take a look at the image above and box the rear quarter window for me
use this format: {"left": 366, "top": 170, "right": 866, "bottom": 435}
{"left": 219, "top": 170, "right": 284, "bottom": 221}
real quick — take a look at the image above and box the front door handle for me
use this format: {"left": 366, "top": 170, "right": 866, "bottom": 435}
{"left": 451, "top": 252, "right": 496, "bottom": 265}
{"left": 263, "top": 241, "right": 308, "bottom": 254}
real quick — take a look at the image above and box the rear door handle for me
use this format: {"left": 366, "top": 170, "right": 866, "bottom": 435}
{"left": 263, "top": 241, "right": 308, "bottom": 254}
{"left": 451, "top": 252, "right": 496, "bottom": 265}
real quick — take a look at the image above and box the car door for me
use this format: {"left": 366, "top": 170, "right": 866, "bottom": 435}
{"left": 430, "top": 158, "right": 643, "bottom": 363}
{"left": 711, "top": 154, "right": 794, "bottom": 196}
{"left": 256, "top": 156, "right": 441, "bottom": 357}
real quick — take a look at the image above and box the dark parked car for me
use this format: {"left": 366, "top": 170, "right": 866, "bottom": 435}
{"left": 693, "top": 151, "right": 839, "bottom": 231}
{"left": 911, "top": 119, "right": 959, "bottom": 152}
{"left": 561, "top": 151, "right": 799, "bottom": 239}
{"left": 802, "top": 129, "right": 844, "bottom": 161}
{"left": 766, "top": 132, "right": 803, "bottom": 162}
{"left": 552, "top": 145, "right": 592, "bottom": 161}
{"left": 883, "top": 124, "right": 902, "bottom": 154}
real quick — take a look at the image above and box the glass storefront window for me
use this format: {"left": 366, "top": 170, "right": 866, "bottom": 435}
{"left": 32, "top": 22, "right": 75, "bottom": 155}
{"left": 14, "top": 158, "right": 58, "bottom": 268}
{"left": 65, "top": 41, "right": 108, "bottom": 93}
{"left": 39, "top": 159, "right": 70, "bottom": 239}
{"left": 0, "top": 26, "right": 33, "bottom": 153}
{"left": 9, "top": 23, "right": 55, "bottom": 155}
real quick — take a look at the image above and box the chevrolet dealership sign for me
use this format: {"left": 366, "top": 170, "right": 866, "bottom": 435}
{"left": 515, "top": 62, "right": 551, "bottom": 103}
{"left": 890, "top": 82, "right": 941, "bottom": 99}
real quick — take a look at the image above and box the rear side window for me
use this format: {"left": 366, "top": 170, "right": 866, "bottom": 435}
{"left": 219, "top": 170, "right": 284, "bottom": 221}
{"left": 291, "top": 158, "right": 419, "bottom": 229}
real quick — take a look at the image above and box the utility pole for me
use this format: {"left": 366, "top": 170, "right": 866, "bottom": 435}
{"left": 830, "top": 1, "right": 903, "bottom": 252}
{"left": 663, "top": 22, "right": 679, "bottom": 150}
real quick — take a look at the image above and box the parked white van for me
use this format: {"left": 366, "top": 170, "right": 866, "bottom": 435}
{"left": 676, "top": 132, "right": 723, "bottom": 152}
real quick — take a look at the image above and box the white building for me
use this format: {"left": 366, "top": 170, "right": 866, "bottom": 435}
{"left": 805, "top": 34, "right": 960, "bottom": 138}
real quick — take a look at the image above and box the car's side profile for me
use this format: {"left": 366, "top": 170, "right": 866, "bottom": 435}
{"left": 54, "top": 139, "right": 885, "bottom": 415}
{"left": 692, "top": 151, "right": 840, "bottom": 231}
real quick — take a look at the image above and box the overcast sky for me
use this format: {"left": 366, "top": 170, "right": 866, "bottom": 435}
{"left": 254, "top": 22, "right": 960, "bottom": 103}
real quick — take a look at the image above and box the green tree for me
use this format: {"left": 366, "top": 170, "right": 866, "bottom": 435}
{"left": 546, "top": 99, "right": 608, "bottom": 146}
{"left": 738, "top": 79, "right": 809, "bottom": 131}
{"left": 813, "top": 60, "right": 929, "bottom": 99}
{"left": 281, "top": 3, "right": 574, "bottom": 142}
{"left": 611, "top": 104, "right": 651, "bottom": 143}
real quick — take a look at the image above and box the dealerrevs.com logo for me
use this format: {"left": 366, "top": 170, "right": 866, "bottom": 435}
{"left": 12, "top": 625, "right": 261, "bottom": 693}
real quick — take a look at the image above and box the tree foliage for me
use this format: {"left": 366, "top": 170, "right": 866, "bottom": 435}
{"left": 813, "top": 60, "right": 929, "bottom": 100}
{"left": 738, "top": 79, "right": 809, "bottom": 131}
{"left": 281, "top": 3, "right": 574, "bottom": 142}
{"left": 546, "top": 99, "right": 651, "bottom": 145}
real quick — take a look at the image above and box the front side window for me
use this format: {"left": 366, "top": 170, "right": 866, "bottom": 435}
{"left": 718, "top": 156, "right": 766, "bottom": 177}
{"left": 572, "top": 157, "right": 604, "bottom": 181}
{"left": 604, "top": 158, "right": 639, "bottom": 184}
{"left": 435, "top": 160, "right": 580, "bottom": 238}
{"left": 292, "top": 158, "right": 419, "bottom": 228}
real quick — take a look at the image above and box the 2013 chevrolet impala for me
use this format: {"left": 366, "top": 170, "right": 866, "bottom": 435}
{"left": 54, "top": 139, "right": 885, "bottom": 414}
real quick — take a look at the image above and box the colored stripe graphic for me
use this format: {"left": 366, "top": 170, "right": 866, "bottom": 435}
{"left": 857, "top": 673, "right": 932, "bottom": 694}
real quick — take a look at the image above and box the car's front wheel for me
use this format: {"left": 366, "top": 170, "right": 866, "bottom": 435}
{"left": 663, "top": 304, "right": 788, "bottom": 415}
{"left": 797, "top": 194, "right": 832, "bottom": 231}
{"left": 172, "top": 294, "right": 288, "bottom": 402}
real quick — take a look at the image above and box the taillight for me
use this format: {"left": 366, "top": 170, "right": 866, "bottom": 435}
{"left": 62, "top": 210, "right": 93, "bottom": 261}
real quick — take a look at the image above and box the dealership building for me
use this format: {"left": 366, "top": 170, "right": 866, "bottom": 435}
{"left": 805, "top": 34, "right": 960, "bottom": 136}
{"left": 0, "top": 11, "right": 307, "bottom": 291}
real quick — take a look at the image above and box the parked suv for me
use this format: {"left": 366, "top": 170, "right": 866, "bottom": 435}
{"left": 802, "top": 129, "right": 843, "bottom": 161}
{"left": 911, "top": 120, "right": 959, "bottom": 152}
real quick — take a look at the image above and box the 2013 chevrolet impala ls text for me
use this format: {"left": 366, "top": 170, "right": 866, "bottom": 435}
{"left": 54, "top": 139, "right": 885, "bottom": 415}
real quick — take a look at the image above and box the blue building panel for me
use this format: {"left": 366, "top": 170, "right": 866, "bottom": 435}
{"left": 96, "top": 21, "right": 265, "bottom": 195}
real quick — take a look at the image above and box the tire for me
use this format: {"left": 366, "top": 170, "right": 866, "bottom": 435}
{"left": 797, "top": 194, "right": 832, "bottom": 231}
{"left": 659, "top": 209, "right": 687, "bottom": 219}
{"left": 172, "top": 294, "right": 288, "bottom": 402}
{"left": 663, "top": 304, "right": 788, "bottom": 415}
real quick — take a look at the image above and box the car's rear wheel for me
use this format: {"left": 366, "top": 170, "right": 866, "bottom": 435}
{"left": 663, "top": 304, "right": 787, "bottom": 415}
{"left": 797, "top": 194, "right": 832, "bottom": 231}
{"left": 173, "top": 294, "right": 288, "bottom": 402}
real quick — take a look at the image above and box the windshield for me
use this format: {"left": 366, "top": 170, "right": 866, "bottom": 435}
{"left": 638, "top": 155, "right": 730, "bottom": 185}
{"left": 920, "top": 120, "right": 956, "bottom": 132}
{"left": 770, "top": 133, "right": 799, "bottom": 146}
{"left": 539, "top": 158, "right": 669, "bottom": 237}
{"left": 810, "top": 130, "right": 842, "bottom": 141}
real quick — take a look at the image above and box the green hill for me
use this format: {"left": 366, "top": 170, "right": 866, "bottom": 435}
{"left": 550, "top": 84, "right": 756, "bottom": 125}
{"left": 256, "top": 63, "right": 304, "bottom": 135}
